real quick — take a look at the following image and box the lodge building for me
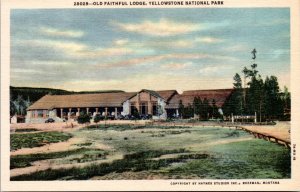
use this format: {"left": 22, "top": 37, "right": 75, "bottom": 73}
{"left": 26, "top": 88, "right": 234, "bottom": 123}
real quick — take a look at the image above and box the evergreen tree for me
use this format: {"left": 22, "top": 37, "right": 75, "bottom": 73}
{"left": 248, "top": 75, "right": 265, "bottom": 122}
{"left": 281, "top": 86, "right": 291, "bottom": 110}
{"left": 178, "top": 100, "right": 184, "bottom": 119}
{"left": 185, "top": 103, "right": 194, "bottom": 118}
{"left": 232, "top": 73, "right": 243, "bottom": 115}
{"left": 265, "top": 76, "right": 283, "bottom": 119}
{"left": 211, "top": 99, "right": 219, "bottom": 119}
{"left": 281, "top": 86, "right": 291, "bottom": 120}
{"left": 202, "top": 98, "right": 210, "bottom": 120}
{"left": 193, "top": 97, "right": 202, "bottom": 119}
{"left": 222, "top": 73, "right": 243, "bottom": 117}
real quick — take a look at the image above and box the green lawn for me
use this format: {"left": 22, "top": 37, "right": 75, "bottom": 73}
{"left": 11, "top": 148, "right": 108, "bottom": 169}
{"left": 10, "top": 131, "right": 72, "bottom": 151}
{"left": 166, "top": 139, "right": 290, "bottom": 179}
{"left": 10, "top": 125, "right": 291, "bottom": 180}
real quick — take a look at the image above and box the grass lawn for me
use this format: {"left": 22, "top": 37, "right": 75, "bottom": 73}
{"left": 11, "top": 148, "right": 108, "bottom": 169}
{"left": 10, "top": 131, "right": 72, "bottom": 151}
{"left": 10, "top": 125, "right": 291, "bottom": 180}
{"left": 166, "top": 139, "right": 290, "bottom": 179}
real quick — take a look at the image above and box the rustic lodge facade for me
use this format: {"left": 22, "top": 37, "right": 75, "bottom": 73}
{"left": 26, "top": 89, "right": 234, "bottom": 123}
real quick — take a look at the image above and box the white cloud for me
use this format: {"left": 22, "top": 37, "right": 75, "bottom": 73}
{"left": 150, "top": 40, "right": 195, "bottom": 49}
{"left": 161, "top": 62, "right": 191, "bottom": 70}
{"left": 24, "top": 39, "right": 87, "bottom": 52}
{"left": 113, "top": 39, "right": 129, "bottom": 46}
{"left": 222, "top": 44, "right": 249, "bottom": 52}
{"left": 195, "top": 37, "right": 223, "bottom": 43}
{"left": 199, "top": 65, "right": 233, "bottom": 74}
{"left": 20, "top": 39, "right": 133, "bottom": 58}
{"left": 113, "top": 18, "right": 201, "bottom": 36}
{"left": 40, "top": 27, "right": 84, "bottom": 38}
{"left": 98, "top": 53, "right": 238, "bottom": 68}
{"left": 11, "top": 68, "right": 40, "bottom": 74}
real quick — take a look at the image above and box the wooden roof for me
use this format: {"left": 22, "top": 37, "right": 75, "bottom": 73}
{"left": 179, "top": 89, "right": 234, "bottom": 107}
{"left": 27, "top": 89, "right": 234, "bottom": 110}
{"left": 156, "top": 90, "right": 178, "bottom": 102}
{"left": 165, "top": 94, "right": 181, "bottom": 109}
{"left": 27, "top": 92, "right": 136, "bottom": 110}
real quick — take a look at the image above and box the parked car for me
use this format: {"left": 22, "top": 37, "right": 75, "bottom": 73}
{"left": 107, "top": 115, "right": 115, "bottom": 120}
{"left": 124, "top": 114, "right": 134, "bottom": 120}
{"left": 116, "top": 114, "right": 125, "bottom": 120}
{"left": 140, "top": 114, "right": 152, "bottom": 120}
{"left": 45, "top": 118, "right": 55, "bottom": 123}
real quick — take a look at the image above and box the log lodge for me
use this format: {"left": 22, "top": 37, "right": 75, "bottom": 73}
{"left": 26, "top": 89, "right": 234, "bottom": 123}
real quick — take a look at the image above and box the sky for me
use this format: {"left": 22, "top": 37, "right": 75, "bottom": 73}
{"left": 10, "top": 8, "right": 290, "bottom": 92}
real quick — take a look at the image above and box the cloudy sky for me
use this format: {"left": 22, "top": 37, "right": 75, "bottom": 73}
{"left": 11, "top": 8, "right": 290, "bottom": 92}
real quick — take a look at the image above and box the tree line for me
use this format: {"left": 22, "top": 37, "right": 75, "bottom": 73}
{"left": 223, "top": 49, "right": 290, "bottom": 121}
{"left": 177, "top": 49, "right": 291, "bottom": 121}
{"left": 178, "top": 98, "right": 221, "bottom": 120}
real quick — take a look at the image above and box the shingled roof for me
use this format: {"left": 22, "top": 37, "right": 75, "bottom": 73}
{"left": 179, "top": 89, "right": 234, "bottom": 107}
{"left": 165, "top": 93, "right": 181, "bottom": 109}
{"left": 27, "top": 89, "right": 234, "bottom": 110}
{"left": 156, "top": 90, "right": 178, "bottom": 102}
{"left": 27, "top": 92, "right": 136, "bottom": 110}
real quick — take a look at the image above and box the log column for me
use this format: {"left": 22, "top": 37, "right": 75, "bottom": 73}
{"left": 148, "top": 101, "right": 152, "bottom": 115}
{"left": 115, "top": 107, "right": 118, "bottom": 119}
{"left": 68, "top": 108, "right": 71, "bottom": 119}
{"left": 105, "top": 107, "right": 108, "bottom": 117}
{"left": 136, "top": 93, "right": 140, "bottom": 112}
{"left": 60, "top": 108, "right": 63, "bottom": 118}
{"left": 76, "top": 108, "right": 80, "bottom": 116}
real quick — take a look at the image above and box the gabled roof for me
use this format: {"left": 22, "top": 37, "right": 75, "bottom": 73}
{"left": 179, "top": 89, "right": 234, "bottom": 107}
{"left": 141, "top": 89, "right": 163, "bottom": 99}
{"left": 125, "top": 89, "right": 165, "bottom": 102}
{"left": 156, "top": 90, "right": 178, "bottom": 102}
{"left": 27, "top": 92, "right": 136, "bottom": 110}
{"left": 165, "top": 93, "right": 181, "bottom": 109}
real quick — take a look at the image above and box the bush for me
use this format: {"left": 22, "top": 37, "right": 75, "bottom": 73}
{"left": 77, "top": 113, "right": 90, "bottom": 124}
{"left": 93, "top": 114, "right": 101, "bottom": 124}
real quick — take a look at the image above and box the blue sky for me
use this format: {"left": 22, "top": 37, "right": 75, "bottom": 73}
{"left": 11, "top": 8, "right": 290, "bottom": 92}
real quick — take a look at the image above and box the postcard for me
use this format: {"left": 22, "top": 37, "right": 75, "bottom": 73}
{"left": 1, "top": 0, "right": 300, "bottom": 191}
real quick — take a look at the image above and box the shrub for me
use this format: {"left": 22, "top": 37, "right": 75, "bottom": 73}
{"left": 77, "top": 113, "right": 90, "bottom": 124}
{"left": 93, "top": 114, "right": 101, "bottom": 124}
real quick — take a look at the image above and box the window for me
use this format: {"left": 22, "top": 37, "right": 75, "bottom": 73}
{"left": 140, "top": 102, "right": 148, "bottom": 115}
{"left": 152, "top": 102, "right": 157, "bottom": 116}
{"left": 37, "top": 110, "right": 43, "bottom": 118}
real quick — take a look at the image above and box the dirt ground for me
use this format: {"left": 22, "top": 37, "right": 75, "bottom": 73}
{"left": 242, "top": 121, "right": 290, "bottom": 142}
{"left": 10, "top": 120, "right": 152, "bottom": 132}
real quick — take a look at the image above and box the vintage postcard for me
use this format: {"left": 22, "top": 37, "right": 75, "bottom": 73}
{"left": 1, "top": 0, "right": 300, "bottom": 191}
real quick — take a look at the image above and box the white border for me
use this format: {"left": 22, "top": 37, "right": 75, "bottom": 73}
{"left": 1, "top": 0, "right": 300, "bottom": 191}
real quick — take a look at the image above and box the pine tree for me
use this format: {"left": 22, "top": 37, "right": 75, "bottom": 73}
{"left": 193, "top": 97, "right": 202, "bottom": 119}
{"left": 178, "top": 100, "right": 184, "bottom": 119}
{"left": 265, "top": 76, "right": 283, "bottom": 120}
{"left": 202, "top": 98, "right": 210, "bottom": 120}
